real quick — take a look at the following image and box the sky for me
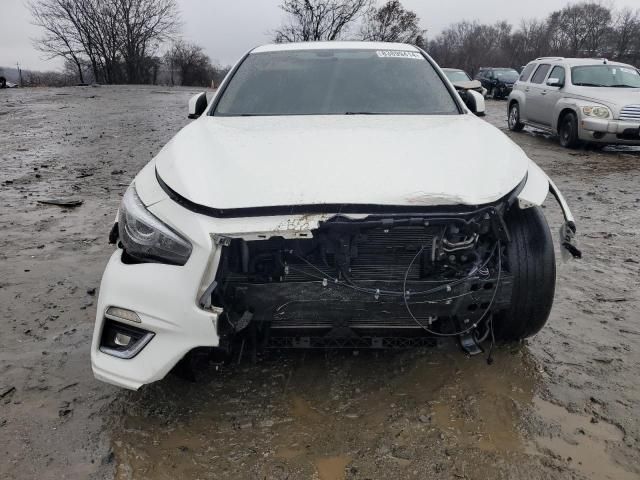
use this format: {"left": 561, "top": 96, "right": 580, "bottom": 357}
{"left": 1, "top": 0, "right": 638, "bottom": 71}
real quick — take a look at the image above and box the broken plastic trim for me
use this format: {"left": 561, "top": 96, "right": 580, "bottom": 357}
{"left": 155, "top": 169, "right": 527, "bottom": 219}
{"left": 547, "top": 177, "right": 581, "bottom": 259}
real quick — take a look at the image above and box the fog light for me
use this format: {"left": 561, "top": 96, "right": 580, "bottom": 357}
{"left": 114, "top": 332, "right": 132, "bottom": 347}
{"left": 99, "top": 320, "right": 154, "bottom": 359}
{"left": 106, "top": 306, "right": 141, "bottom": 323}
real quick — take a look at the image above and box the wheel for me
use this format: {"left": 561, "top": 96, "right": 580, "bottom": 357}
{"left": 508, "top": 102, "right": 525, "bottom": 132}
{"left": 494, "top": 206, "right": 556, "bottom": 341}
{"left": 558, "top": 112, "right": 580, "bottom": 148}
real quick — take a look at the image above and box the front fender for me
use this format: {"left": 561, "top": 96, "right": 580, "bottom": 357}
{"left": 517, "top": 161, "right": 581, "bottom": 259}
{"left": 551, "top": 100, "right": 579, "bottom": 131}
{"left": 517, "top": 161, "right": 548, "bottom": 208}
{"left": 508, "top": 90, "right": 527, "bottom": 120}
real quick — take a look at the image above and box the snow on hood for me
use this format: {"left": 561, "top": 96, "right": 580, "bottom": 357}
{"left": 154, "top": 114, "right": 529, "bottom": 211}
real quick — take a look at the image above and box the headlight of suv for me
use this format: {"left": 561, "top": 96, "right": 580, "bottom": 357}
{"left": 118, "top": 184, "right": 192, "bottom": 265}
{"left": 581, "top": 106, "right": 611, "bottom": 119}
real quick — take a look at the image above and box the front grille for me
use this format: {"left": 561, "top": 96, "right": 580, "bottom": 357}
{"left": 619, "top": 105, "right": 640, "bottom": 121}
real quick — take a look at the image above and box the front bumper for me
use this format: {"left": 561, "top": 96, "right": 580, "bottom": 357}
{"left": 579, "top": 117, "right": 640, "bottom": 144}
{"left": 91, "top": 250, "right": 220, "bottom": 390}
{"left": 496, "top": 84, "right": 513, "bottom": 97}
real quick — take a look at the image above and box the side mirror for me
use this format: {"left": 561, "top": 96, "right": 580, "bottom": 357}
{"left": 188, "top": 92, "right": 208, "bottom": 119}
{"left": 546, "top": 78, "right": 563, "bottom": 87}
{"left": 463, "top": 90, "right": 485, "bottom": 117}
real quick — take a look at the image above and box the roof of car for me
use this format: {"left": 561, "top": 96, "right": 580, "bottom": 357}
{"left": 533, "top": 57, "right": 635, "bottom": 68}
{"left": 251, "top": 41, "right": 420, "bottom": 54}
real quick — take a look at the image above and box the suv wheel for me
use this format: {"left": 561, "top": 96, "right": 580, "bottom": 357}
{"left": 508, "top": 103, "right": 524, "bottom": 132}
{"left": 559, "top": 112, "right": 580, "bottom": 148}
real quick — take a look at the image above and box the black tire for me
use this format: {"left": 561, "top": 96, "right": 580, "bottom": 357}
{"left": 508, "top": 102, "right": 525, "bottom": 132}
{"left": 494, "top": 207, "right": 556, "bottom": 341}
{"left": 558, "top": 112, "right": 580, "bottom": 148}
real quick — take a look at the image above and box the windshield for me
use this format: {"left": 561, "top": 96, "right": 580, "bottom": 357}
{"left": 444, "top": 70, "right": 471, "bottom": 82}
{"left": 214, "top": 49, "right": 459, "bottom": 116}
{"left": 493, "top": 69, "right": 519, "bottom": 82}
{"left": 571, "top": 65, "right": 640, "bottom": 87}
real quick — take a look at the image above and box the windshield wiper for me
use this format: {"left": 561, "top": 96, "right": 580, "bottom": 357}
{"left": 610, "top": 84, "right": 636, "bottom": 88}
{"left": 344, "top": 111, "right": 383, "bottom": 115}
{"left": 573, "top": 82, "right": 605, "bottom": 87}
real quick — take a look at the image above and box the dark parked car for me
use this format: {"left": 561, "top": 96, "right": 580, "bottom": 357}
{"left": 475, "top": 68, "right": 520, "bottom": 99}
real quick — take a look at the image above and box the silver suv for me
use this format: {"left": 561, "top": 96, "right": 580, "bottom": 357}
{"left": 507, "top": 57, "right": 640, "bottom": 147}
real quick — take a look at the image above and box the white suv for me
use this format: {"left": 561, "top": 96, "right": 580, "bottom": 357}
{"left": 507, "top": 57, "right": 640, "bottom": 147}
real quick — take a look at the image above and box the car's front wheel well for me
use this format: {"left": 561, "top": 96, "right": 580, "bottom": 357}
{"left": 557, "top": 108, "right": 577, "bottom": 133}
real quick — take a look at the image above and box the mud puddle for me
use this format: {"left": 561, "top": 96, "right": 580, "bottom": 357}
{"left": 529, "top": 398, "right": 631, "bottom": 480}
{"left": 109, "top": 342, "right": 637, "bottom": 479}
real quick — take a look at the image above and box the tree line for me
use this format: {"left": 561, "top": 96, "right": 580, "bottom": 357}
{"left": 428, "top": 3, "right": 640, "bottom": 75}
{"left": 275, "top": 0, "right": 640, "bottom": 75}
{"left": 28, "top": 0, "right": 640, "bottom": 87}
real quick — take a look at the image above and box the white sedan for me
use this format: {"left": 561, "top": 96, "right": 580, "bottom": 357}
{"left": 92, "top": 42, "right": 579, "bottom": 390}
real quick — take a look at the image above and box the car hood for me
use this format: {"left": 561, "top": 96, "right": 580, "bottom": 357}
{"left": 452, "top": 80, "right": 483, "bottom": 91}
{"left": 567, "top": 87, "right": 640, "bottom": 108}
{"left": 154, "top": 115, "right": 529, "bottom": 211}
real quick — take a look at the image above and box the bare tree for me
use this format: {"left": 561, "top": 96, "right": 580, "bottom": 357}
{"left": 361, "top": 0, "right": 425, "bottom": 44}
{"left": 164, "top": 40, "right": 214, "bottom": 87}
{"left": 28, "top": 0, "right": 87, "bottom": 83}
{"left": 549, "top": 3, "right": 611, "bottom": 56}
{"left": 274, "top": 0, "right": 372, "bottom": 42}
{"left": 609, "top": 8, "right": 640, "bottom": 61}
{"left": 30, "top": 0, "right": 179, "bottom": 84}
{"left": 116, "top": 0, "right": 180, "bottom": 83}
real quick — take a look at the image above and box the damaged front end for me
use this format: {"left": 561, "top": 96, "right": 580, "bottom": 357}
{"left": 208, "top": 204, "right": 514, "bottom": 353}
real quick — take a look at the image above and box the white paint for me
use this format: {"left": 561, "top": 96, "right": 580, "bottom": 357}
{"left": 518, "top": 160, "right": 549, "bottom": 208}
{"left": 156, "top": 114, "right": 529, "bottom": 210}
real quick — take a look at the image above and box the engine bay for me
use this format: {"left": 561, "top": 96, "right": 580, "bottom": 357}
{"left": 210, "top": 207, "right": 513, "bottom": 350}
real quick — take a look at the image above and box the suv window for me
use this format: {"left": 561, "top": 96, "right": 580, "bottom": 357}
{"left": 520, "top": 63, "right": 536, "bottom": 82}
{"left": 530, "top": 64, "right": 551, "bottom": 84}
{"left": 548, "top": 65, "right": 565, "bottom": 84}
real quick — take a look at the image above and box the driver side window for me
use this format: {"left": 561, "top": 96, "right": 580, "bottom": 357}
{"left": 530, "top": 64, "right": 551, "bottom": 84}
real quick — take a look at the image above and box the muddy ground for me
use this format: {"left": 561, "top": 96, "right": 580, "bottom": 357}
{"left": 1, "top": 86, "right": 639, "bottom": 480}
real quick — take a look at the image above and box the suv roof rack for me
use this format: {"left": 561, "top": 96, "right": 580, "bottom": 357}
{"left": 535, "top": 57, "right": 564, "bottom": 61}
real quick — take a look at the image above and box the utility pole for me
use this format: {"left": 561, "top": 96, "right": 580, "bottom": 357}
{"left": 16, "top": 62, "right": 23, "bottom": 86}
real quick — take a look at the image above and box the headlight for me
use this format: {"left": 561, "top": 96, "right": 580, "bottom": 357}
{"left": 581, "top": 106, "right": 611, "bottom": 119}
{"left": 118, "top": 184, "right": 192, "bottom": 265}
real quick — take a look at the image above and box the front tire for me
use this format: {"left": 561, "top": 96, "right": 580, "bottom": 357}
{"left": 508, "top": 102, "right": 525, "bottom": 132}
{"left": 559, "top": 112, "right": 580, "bottom": 148}
{"left": 494, "top": 207, "right": 556, "bottom": 341}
